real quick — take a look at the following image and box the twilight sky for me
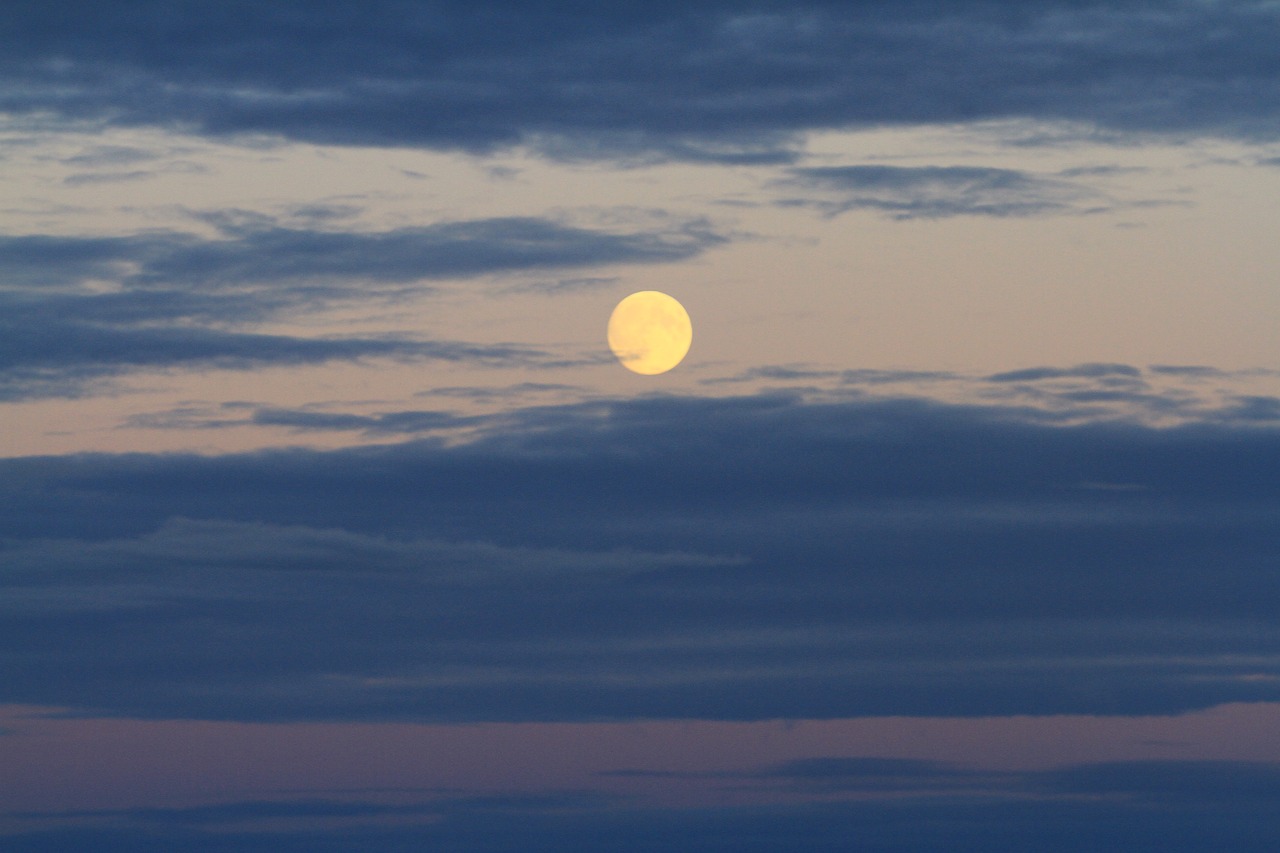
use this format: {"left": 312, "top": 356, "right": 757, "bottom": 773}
{"left": 3, "top": 2, "right": 1280, "bottom": 850}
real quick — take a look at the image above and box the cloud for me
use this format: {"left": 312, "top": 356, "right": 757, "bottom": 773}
{"left": 0, "top": 214, "right": 723, "bottom": 399}
{"left": 1204, "top": 395, "right": 1280, "bottom": 424}
{"left": 6, "top": 759, "right": 1280, "bottom": 852}
{"left": 2, "top": 393, "right": 1279, "bottom": 722}
{"left": 140, "top": 216, "right": 722, "bottom": 287}
{"left": 973, "top": 363, "right": 1224, "bottom": 422}
{"left": 0, "top": 216, "right": 722, "bottom": 293}
{"left": 1039, "top": 760, "right": 1280, "bottom": 806}
{"left": 775, "top": 165, "right": 1095, "bottom": 219}
{"left": 248, "top": 406, "right": 485, "bottom": 434}
{"left": 61, "top": 169, "right": 160, "bottom": 186}
{"left": 1148, "top": 364, "right": 1230, "bottom": 378}
{"left": 3, "top": 2, "right": 1280, "bottom": 161}
{"left": 701, "top": 364, "right": 842, "bottom": 385}
{"left": 604, "top": 755, "right": 1280, "bottom": 803}
{"left": 840, "top": 369, "right": 959, "bottom": 385}
{"left": 733, "top": 757, "right": 998, "bottom": 796}
{"left": 59, "top": 144, "right": 160, "bottom": 167}
{"left": 0, "top": 315, "right": 551, "bottom": 401}
{"left": 986, "top": 363, "right": 1145, "bottom": 383}
{"left": 504, "top": 276, "right": 621, "bottom": 296}
{"left": 19, "top": 799, "right": 443, "bottom": 827}
{"left": 750, "top": 756, "right": 1280, "bottom": 805}
{"left": 706, "top": 363, "right": 1260, "bottom": 426}
{"left": 52, "top": 142, "right": 209, "bottom": 185}
{"left": 702, "top": 367, "right": 959, "bottom": 390}
{"left": 0, "top": 321, "right": 513, "bottom": 372}
{"left": 414, "top": 382, "right": 585, "bottom": 403}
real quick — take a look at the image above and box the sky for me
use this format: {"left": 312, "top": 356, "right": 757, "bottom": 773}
{"left": 2, "top": 1, "right": 1280, "bottom": 849}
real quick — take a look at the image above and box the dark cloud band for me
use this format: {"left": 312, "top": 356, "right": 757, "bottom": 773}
{"left": 2, "top": 393, "right": 1277, "bottom": 723}
{"left": 5, "top": 2, "right": 1280, "bottom": 157}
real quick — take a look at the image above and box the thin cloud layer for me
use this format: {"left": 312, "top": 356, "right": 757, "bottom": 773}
{"left": 987, "top": 363, "right": 1146, "bottom": 383}
{"left": 0, "top": 216, "right": 721, "bottom": 293}
{"left": 776, "top": 165, "right": 1095, "bottom": 219}
{"left": 5, "top": 2, "right": 1280, "bottom": 158}
{"left": 3, "top": 394, "right": 1277, "bottom": 723}
{"left": 0, "top": 316, "right": 550, "bottom": 402}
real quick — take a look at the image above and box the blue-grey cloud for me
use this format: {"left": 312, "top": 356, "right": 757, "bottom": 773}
{"left": 0, "top": 214, "right": 722, "bottom": 399}
{"left": 987, "top": 363, "right": 1145, "bottom": 383}
{"left": 414, "top": 382, "right": 585, "bottom": 402}
{"left": 701, "top": 364, "right": 842, "bottom": 385}
{"left": 840, "top": 369, "right": 959, "bottom": 385}
{"left": 1039, "top": 760, "right": 1280, "bottom": 806}
{"left": 59, "top": 144, "right": 160, "bottom": 167}
{"left": 708, "top": 363, "right": 1253, "bottom": 426}
{"left": 1208, "top": 396, "right": 1280, "bottom": 423}
{"left": 974, "top": 363, "right": 1214, "bottom": 422}
{"left": 249, "top": 406, "right": 484, "bottom": 434}
{"left": 505, "top": 276, "right": 621, "bottom": 295}
{"left": 137, "top": 216, "right": 720, "bottom": 287}
{"left": 0, "top": 321, "right": 508, "bottom": 372}
{"left": 1148, "top": 364, "right": 1230, "bottom": 378}
{"left": 61, "top": 169, "right": 162, "bottom": 186}
{"left": 2, "top": 393, "right": 1278, "bottom": 723}
{"left": 0, "top": 216, "right": 722, "bottom": 293}
{"left": 751, "top": 757, "right": 1280, "bottom": 805}
{"left": 0, "top": 316, "right": 549, "bottom": 402}
{"left": 615, "top": 756, "right": 1002, "bottom": 795}
{"left": 6, "top": 760, "right": 1279, "bottom": 852}
{"left": 18, "top": 799, "right": 443, "bottom": 827}
{"left": 4, "top": 1, "right": 1280, "bottom": 161}
{"left": 15, "top": 790, "right": 617, "bottom": 830}
{"left": 55, "top": 143, "right": 208, "bottom": 185}
{"left": 776, "top": 165, "right": 1095, "bottom": 219}
{"left": 758, "top": 757, "right": 965, "bottom": 781}
{"left": 604, "top": 755, "right": 1280, "bottom": 804}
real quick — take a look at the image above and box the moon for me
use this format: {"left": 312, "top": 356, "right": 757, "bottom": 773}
{"left": 607, "top": 291, "right": 692, "bottom": 375}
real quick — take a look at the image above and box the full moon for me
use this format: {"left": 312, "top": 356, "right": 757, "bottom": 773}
{"left": 607, "top": 291, "right": 692, "bottom": 375}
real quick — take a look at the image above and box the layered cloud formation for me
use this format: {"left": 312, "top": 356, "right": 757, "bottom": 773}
{"left": 0, "top": 214, "right": 724, "bottom": 399}
{"left": 5, "top": 3, "right": 1280, "bottom": 850}
{"left": 5, "top": 394, "right": 1277, "bottom": 722}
